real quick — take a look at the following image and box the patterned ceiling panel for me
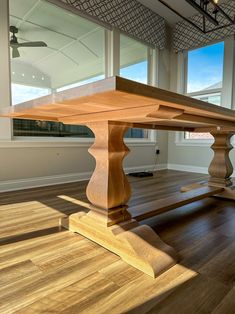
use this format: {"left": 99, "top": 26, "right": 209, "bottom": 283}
{"left": 57, "top": 0, "right": 166, "bottom": 49}
{"left": 173, "top": 0, "right": 235, "bottom": 52}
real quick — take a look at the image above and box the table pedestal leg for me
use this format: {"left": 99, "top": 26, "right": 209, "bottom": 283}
{"left": 61, "top": 121, "right": 178, "bottom": 278}
{"left": 208, "top": 132, "right": 233, "bottom": 188}
{"left": 208, "top": 131, "right": 235, "bottom": 199}
{"left": 181, "top": 131, "right": 235, "bottom": 199}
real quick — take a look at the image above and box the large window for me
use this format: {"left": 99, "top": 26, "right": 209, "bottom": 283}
{"left": 10, "top": 0, "right": 105, "bottom": 137}
{"left": 185, "top": 42, "right": 224, "bottom": 140}
{"left": 187, "top": 42, "right": 224, "bottom": 94}
{"left": 9, "top": 1, "right": 154, "bottom": 140}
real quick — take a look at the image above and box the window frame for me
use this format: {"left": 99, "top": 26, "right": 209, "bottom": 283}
{"left": 175, "top": 38, "right": 235, "bottom": 146}
{"left": 184, "top": 89, "right": 222, "bottom": 143}
{"left": 5, "top": 2, "right": 158, "bottom": 145}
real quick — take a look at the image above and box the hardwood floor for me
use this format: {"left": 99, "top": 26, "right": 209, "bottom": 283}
{"left": 0, "top": 170, "right": 234, "bottom": 313}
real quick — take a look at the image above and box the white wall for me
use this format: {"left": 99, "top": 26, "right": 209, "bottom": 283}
{"left": 0, "top": 138, "right": 169, "bottom": 192}
{"left": 168, "top": 133, "right": 213, "bottom": 170}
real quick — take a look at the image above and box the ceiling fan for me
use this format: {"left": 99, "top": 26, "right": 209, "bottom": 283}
{"left": 10, "top": 26, "right": 47, "bottom": 58}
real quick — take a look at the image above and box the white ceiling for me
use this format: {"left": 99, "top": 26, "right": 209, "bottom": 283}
{"left": 9, "top": 0, "right": 105, "bottom": 89}
{"left": 9, "top": 0, "right": 146, "bottom": 90}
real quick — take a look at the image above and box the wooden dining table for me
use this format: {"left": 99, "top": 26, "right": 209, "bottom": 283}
{"left": 1, "top": 76, "right": 235, "bottom": 278}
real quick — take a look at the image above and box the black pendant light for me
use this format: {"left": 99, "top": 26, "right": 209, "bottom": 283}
{"left": 158, "top": 0, "right": 235, "bottom": 33}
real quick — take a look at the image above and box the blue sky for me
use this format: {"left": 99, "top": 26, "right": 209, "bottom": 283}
{"left": 187, "top": 41, "right": 224, "bottom": 93}
{"left": 120, "top": 43, "right": 224, "bottom": 92}
{"left": 120, "top": 61, "right": 148, "bottom": 84}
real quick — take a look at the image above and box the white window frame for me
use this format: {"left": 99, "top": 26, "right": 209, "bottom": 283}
{"left": 0, "top": 0, "right": 12, "bottom": 141}
{"left": 176, "top": 36, "right": 235, "bottom": 146}
{"left": 0, "top": 2, "right": 159, "bottom": 147}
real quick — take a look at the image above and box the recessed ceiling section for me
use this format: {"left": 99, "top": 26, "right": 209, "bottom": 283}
{"left": 9, "top": 0, "right": 40, "bottom": 18}
{"left": 25, "top": 2, "right": 97, "bottom": 39}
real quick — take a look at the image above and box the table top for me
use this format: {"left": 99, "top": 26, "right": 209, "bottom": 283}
{"left": 1, "top": 76, "right": 235, "bottom": 132}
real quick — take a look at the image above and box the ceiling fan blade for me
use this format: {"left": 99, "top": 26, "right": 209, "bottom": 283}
{"left": 12, "top": 47, "right": 20, "bottom": 58}
{"left": 17, "top": 41, "right": 47, "bottom": 47}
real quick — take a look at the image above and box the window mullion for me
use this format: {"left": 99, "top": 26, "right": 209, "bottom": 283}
{"left": 105, "top": 28, "right": 120, "bottom": 77}
{"left": 148, "top": 47, "right": 159, "bottom": 86}
{"left": 0, "top": 0, "right": 12, "bottom": 140}
{"left": 221, "top": 35, "right": 235, "bottom": 109}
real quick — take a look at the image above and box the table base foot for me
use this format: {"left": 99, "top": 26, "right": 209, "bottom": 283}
{"left": 61, "top": 212, "right": 178, "bottom": 278}
{"left": 181, "top": 182, "right": 235, "bottom": 200}
{"left": 180, "top": 181, "right": 208, "bottom": 192}
{"left": 215, "top": 186, "right": 235, "bottom": 200}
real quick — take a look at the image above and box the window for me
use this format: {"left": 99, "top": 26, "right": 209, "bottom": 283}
{"left": 125, "top": 128, "right": 148, "bottom": 139}
{"left": 187, "top": 42, "right": 224, "bottom": 94}
{"left": 10, "top": 0, "right": 105, "bottom": 137}
{"left": 9, "top": 1, "right": 154, "bottom": 140}
{"left": 120, "top": 34, "right": 148, "bottom": 84}
{"left": 120, "top": 34, "right": 149, "bottom": 139}
{"left": 185, "top": 42, "right": 224, "bottom": 140}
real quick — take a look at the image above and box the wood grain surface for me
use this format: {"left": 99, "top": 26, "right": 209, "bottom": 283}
{"left": 1, "top": 76, "right": 235, "bottom": 132}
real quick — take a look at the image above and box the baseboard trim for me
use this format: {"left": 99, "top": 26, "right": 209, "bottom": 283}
{"left": 167, "top": 163, "right": 208, "bottom": 174}
{"left": 168, "top": 163, "right": 235, "bottom": 177}
{"left": 0, "top": 172, "right": 91, "bottom": 193}
{"left": 0, "top": 163, "right": 167, "bottom": 193}
{"left": 2, "top": 162, "right": 234, "bottom": 193}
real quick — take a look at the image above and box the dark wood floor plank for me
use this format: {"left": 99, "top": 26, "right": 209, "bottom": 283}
{"left": 146, "top": 274, "right": 229, "bottom": 314}
{"left": 212, "top": 286, "right": 235, "bottom": 314}
{"left": 199, "top": 242, "right": 235, "bottom": 287}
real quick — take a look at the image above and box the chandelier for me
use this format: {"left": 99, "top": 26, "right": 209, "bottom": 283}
{"left": 158, "top": 0, "right": 235, "bottom": 33}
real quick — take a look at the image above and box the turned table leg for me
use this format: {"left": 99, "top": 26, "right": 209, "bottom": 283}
{"left": 85, "top": 121, "right": 132, "bottom": 226}
{"left": 181, "top": 131, "right": 235, "bottom": 199}
{"left": 61, "top": 121, "right": 178, "bottom": 278}
{"left": 208, "top": 131, "right": 233, "bottom": 188}
{"left": 208, "top": 131, "right": 235, "bottom": 199}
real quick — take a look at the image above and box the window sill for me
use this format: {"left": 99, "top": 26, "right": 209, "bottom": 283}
{"left": 175, "top": 139, "right": 213, "bottom": 147}
{"left": 0, "top": 137, "right": 156, "bottom": 148}
{"left": 174, "top": 132, "right": 214, "bottom": 147}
